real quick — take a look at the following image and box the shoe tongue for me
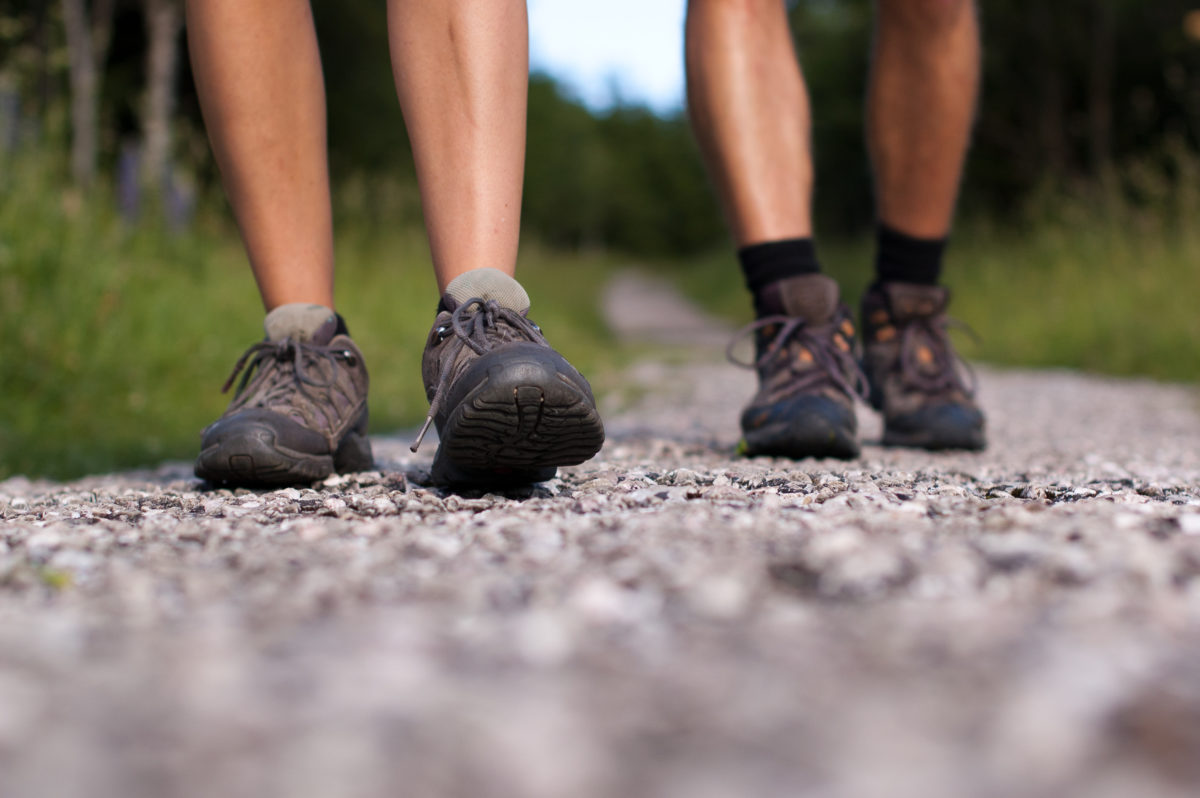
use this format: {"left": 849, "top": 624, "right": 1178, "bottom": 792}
{"left": 443, "top": 268, "right": 531, "bottom": 314}
{"left": 881, "top": 282, "right": 949, "bottom": 322}
{"left": 263, "top": 303, "right": 338, "bottom": 344}
{"left": 771, "top": 273, "right": 840, "bottom": 324}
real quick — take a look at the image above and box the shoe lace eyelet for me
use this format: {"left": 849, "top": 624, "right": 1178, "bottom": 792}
{"left": 435, "top": 325, "right": 451, "bottom": 342}
{"left": 339, "top": 350, "right": 358, "bottom": 367}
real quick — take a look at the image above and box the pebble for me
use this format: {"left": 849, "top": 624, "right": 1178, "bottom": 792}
{"left": 0, "top": 363, "right": 1199, "bottom": 798}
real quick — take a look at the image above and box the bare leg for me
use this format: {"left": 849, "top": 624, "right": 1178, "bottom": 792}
{"left": 186, "top": 0, "right": 334, "bottom": 311}
{"left": 685, "top": 0, "right": 813, "bottom": 246}
{"left": 387, "top": 0, "right": 528, "bottom": 292}
{"left": 869, "top": 0, "right": 980, "bottom": 238}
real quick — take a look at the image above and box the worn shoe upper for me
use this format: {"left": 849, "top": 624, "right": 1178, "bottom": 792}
{"left": 733, "top": 273, "right": 866, "bottom": 459}
{"left": 411, "top": 269, "right": 604, "bottom": 487}
{"left": 208, "top": 304, "right": 370, "bottom": 456}
{"left": 414, "top": 269, "right": 558, "bottom": 451}
{"left": 860, "top": 281, "right": 985, "bottom": 450}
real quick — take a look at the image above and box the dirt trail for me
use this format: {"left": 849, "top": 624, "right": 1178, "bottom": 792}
{"left": 2, "top": 274, "right": 1199, "bottom": 798}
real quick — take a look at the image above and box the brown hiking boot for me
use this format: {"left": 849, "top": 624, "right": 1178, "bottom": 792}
{"left": 860, "top": 282, "right": 986, "bottom": 450}
{"left": 412, "top": 268, "right": 605, "bottom": 488}
{"left": 732, "top": 274, "right": 866, "bottom": 459}
{"left": 195, "top": 304, "right": 373, "bottom": 487}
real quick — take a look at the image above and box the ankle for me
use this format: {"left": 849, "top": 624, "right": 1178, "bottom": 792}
{"left": 874, "top": 224, "right": 946, "bottom": 287}
{"left": 738, "top": 238, "right": 822, "bottom": 317}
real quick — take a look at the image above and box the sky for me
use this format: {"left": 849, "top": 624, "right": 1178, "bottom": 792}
{"left": 527, "top": 0, "right": 688, "bottom": 114}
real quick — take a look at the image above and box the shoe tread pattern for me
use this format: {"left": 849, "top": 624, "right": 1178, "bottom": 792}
{"left": 433, "top": 371, "right": 604, "bottom": 486}
{"left": 196, "top": 428, "right": 371, "bottom": 487}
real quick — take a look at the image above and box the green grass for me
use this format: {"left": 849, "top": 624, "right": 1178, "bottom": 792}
{"left": 0, "top": 154, "right": 623, "bottom": 480}
{"left": 658, "top": 180, "right": 1200, "bottom": 385}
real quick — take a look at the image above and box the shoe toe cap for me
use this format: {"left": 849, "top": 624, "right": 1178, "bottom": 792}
{"left": 201, "top": 408, "right": 331, "bottom": 455}
{"left": 888, "top": 401, "right": 986, "bottom": 450}
{"left": 740, "top": 394, "right": 859, "bottom": 459}
{"left": 742, "top": 393, "right": 855, "bottom": 432}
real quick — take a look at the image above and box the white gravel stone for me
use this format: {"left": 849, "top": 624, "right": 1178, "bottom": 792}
{"left": 2, "top": 352, "right": 1200, "bottom": 798}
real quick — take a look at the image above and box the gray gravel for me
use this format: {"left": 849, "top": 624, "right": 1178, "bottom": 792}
{"left": 3, "top": 349, "right": 1200, "bottom": 797}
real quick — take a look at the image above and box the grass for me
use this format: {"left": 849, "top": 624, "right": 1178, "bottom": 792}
{"left": 3, "top": 149, "right": 1198, "bottom": 480}
{"left": 0, "top": 153, "right": 624, "bottom": 481}
{"left": 659, "top": 171, "right": 1200, "bottom": 385}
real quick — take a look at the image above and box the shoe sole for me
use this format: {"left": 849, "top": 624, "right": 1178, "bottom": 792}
{"left": 431, "top": 353, "right": 605, "bottom": 488}
{"left": 195, "top": 426, "right": 374, "bottom": 488}
{"left": 740, "top": 420, "right": 860, "bottom": 460}
{"left": 882, "top": 426, "right": 986, "bottom": 451}
{"left": 739, "top": 393, "right": 860, "bottom": 460}
{"left": 882, "top": 403, "right": 986, "bottom": 451}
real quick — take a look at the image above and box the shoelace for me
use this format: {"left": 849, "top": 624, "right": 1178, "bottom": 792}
{"left": 727, "top": 315, "right": 869, "bottom": 401}
{"left": 896, "top": 315, "right": 979, "bottom": 397}
{"left": 221, "top": 337, "right": 350, "bottom": 405}
{"left": 410, "top": 297, "right": 546, "bottom": 453}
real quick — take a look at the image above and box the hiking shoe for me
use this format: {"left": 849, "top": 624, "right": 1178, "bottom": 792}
{"left": 195, "top": 304, "right": 373, "bottom": 487}
{"left": 412, "top": 268, "right": 605, "bottom": 487}
{"left": 731, "top": 274, "right": 866, "bottom": 459}
{"left": 860, "top": 282, "right": 986, "bottom": 450}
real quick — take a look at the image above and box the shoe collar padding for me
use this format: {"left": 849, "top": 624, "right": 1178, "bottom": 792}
{"left": 772, "top": 273, "right": 841, "bottom": 325}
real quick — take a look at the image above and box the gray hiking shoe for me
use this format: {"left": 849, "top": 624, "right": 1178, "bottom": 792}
{"left": 412, "top": 268, "right": 605, "bottom": 488}
{"left": 860, "top": 282, "right": 986, "bottom": 450}
{"left": 195, "top": 303, "right": 373, "bottom": 487}
{"left": 732, "top": 274, "right": 866, "bottom": 460}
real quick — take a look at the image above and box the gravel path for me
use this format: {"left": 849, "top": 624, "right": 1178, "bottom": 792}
{"left": 3, "top": 282, "right": 1200, "bottom": 798}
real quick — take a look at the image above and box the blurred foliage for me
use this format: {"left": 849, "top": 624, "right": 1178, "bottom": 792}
{"left": 5, "top": 1, "right": 1200, "bottom": 247}
{"left": 4, "top": 0, "right": 1200, "bottom": 480}
{"left": 526, "top": 74, "right": 721, "bottom": 255}
{"left": 793, "top": 0, "right": 1200, "bottom": 230}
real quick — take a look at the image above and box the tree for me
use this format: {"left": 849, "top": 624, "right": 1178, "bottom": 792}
{"left": 60, "top": 0, "right": 114, "bottom": 187}
{"left": 139, "top": 0, "right": 181, "bottom": 194}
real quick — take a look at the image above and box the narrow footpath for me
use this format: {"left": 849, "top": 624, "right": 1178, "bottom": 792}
{"left": 2, "top": 273, "right": 1199, "bottom": 798}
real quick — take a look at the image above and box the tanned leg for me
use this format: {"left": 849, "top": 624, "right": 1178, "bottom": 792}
{"left": 860, "top": 0, "right": 987, "bottom": 453}
{"left": 685, "top": 0, "right": 862, "bottom": 460}
{"left": 685, "top": 0, "right": 814, "bottom": 246}
{"left": 869, "top": 0, "right": 980, "bottom": 237}
{"left": 387, "top": 0, "right": 528, "bottom": 292}
{"left": 387, "top": 1, "right": 605, "bottom": 486}
{"left": 186, "top": 0, "right": 334, "bottom": 311}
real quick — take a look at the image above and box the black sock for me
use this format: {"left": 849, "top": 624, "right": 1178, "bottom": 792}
{"left": 334, "top": 313, "right": 351, "bottom": 337}
{"left": 738, "top": 238, "right": 822, "bottom": 318}
{"left": 874, "top": 224, "right": 946, "bottom": 286}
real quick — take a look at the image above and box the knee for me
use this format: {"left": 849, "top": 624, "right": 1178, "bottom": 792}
{"left": 877, "top": 0, "right": 974, "bottom": 35}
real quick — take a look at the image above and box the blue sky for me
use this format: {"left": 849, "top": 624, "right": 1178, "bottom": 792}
{"left": 527, "top": 0, "right": 687, "bottom": 113}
